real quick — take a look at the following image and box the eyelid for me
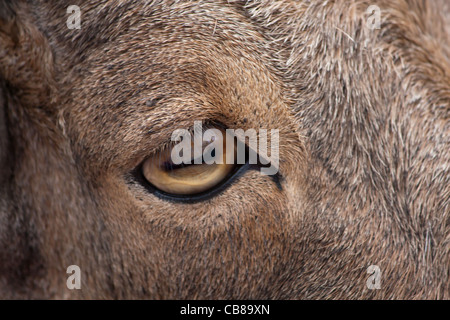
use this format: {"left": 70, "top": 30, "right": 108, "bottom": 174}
{"left": 141, "top": 152, "right": 235, "bottom": 196}
{"left": 133, "top": 162, "right": 250, "bottom": 204}
{"left": 135, "top": 123, "right": 235, "bottom": 200}
{"left": 131, "top": 121, "right": 280, "bottom": 203}
{"left": 144, "top": 120, "right": 219, "bottom": 156}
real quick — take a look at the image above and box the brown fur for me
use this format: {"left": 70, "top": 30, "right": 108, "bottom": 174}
{"left": 0, "top": 0, "right": 448, "bottom": 299}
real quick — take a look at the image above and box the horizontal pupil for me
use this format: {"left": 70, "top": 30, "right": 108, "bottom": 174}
{"left": 162, "top": 148, "right": 218, "bottom": 171}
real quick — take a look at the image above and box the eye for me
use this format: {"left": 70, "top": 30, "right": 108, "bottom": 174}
{"left": 140, "top": 127, "right": 244, "bottom": 200}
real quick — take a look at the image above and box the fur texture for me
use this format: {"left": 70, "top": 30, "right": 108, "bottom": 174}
{"left": 0, "top": 0, "right": 448, "bottom": 299}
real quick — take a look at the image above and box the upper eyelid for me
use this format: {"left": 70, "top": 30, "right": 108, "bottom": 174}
{"left": 139, "top": 120, "right": 265, "bottom": 172}
{"left": 144, "top": 120, "right": 224, "bottom": 157}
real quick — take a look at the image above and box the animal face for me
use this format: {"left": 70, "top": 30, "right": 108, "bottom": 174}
{"left": 0, "top": 0, "right": 448, "bottom": 299}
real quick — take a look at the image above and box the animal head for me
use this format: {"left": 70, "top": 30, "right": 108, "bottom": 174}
{"left": 0, "top": 0, "right": 448, "bottom": 299}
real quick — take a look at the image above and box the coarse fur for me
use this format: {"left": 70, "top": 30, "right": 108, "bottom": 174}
{"left": 0, "top": 0, "right": 448, "bottom": 299}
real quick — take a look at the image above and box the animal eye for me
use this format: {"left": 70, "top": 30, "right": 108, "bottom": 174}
{"left": 140, "top": 127, "right": 241, "bottom": 199}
